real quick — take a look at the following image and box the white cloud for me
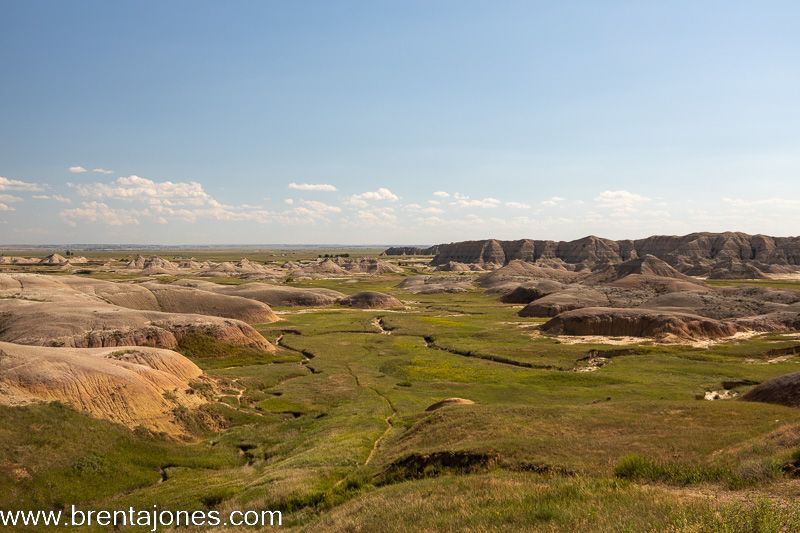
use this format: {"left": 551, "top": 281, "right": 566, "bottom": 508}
{"left": 353, "top": 206, "right": 397, "bottom": 225}
{"left": 0, "top": 203, "right": 14, "bottom": 212}
{"left": 288, "top": 182, "right": 337, "bottom": 192}
{"left": 0, "top": 176, "right": 42, "bottom": 192}
{"left": 432, "top": 191, "right": 450, "bottom": 198}
{"left": 428, "top": 199, "right": 441, "bottom": 205}
{"left": 347, "top": 187, "right": 400, "bottom": 207}
{"left": 69, "top": 166, "right": 88, "bottom": 174}
{"left": 505, "top": 201, "right": 531, "bottom": 209}
{"left": 404, "top": 203, "right": 445, "bottom": 215}
{"left": 0, "top": 194, "right": 23, "bottom": 203}
{"left": 541, "top": 196, "right": 565, "bottom": 207}
{"left": 451, "top": 193, "right": 501, "bottom": 208}
{"left": 61, "top": 201, "right": 141, "bottom": 226}
{"left": 294, "top": 199, "right": 342, "bottom": 216}
{"left": 68, "top": 175, "right": 273, "bottom": 225}
{"left": 284, "top": 198, "right": 294, "bottom": 205}
{"left": 593, "top": 190, "right": 651, "bottom": 218}
{"left": 33, "top": 194, "right": 71, "bottom": 203}
{"left": 595, "top": 190, "right": 650, "bottom": 209}
{"left": 92, "top": 168, "right": 114, "bottom": 175}
{"left": 722, "top": 197, "right": 800, "bottom": 209}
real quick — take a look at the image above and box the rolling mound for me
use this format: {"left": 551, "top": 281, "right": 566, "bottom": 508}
{"left": 586, "top": 255, "right": 693, "bottom": 284}
{"left": 500, "top": 280, "right": 564, "bottom": 304}
{"left": 397, "top": 276, "right": 474, "bottom": 294}
{"left": 0, "top": 274, "right": 274, "bottom": 351}
{"left": 292, "top": 258, "right": 348, "bottom": 276}
{"left": 9, "top": 275, "right": 279, "bottom": 324}
{"left": 173, "top": 280, "right": 346, "bottom": 307}
{"left": 741, "top": 372, "right": 800, "bottom": 407}
{"left": 640, "top": 290, "right": 785, "bottom": 320}
{"left": 139, "top": 282, "right": 278, "bottom": 323}
{"left": 338, "top": 291, "right": 405, "bottom": 309}
{"left": 518, "top": 287, "right": 609, "bottom": 317}
{"left": 425, "top": 398, "right": 475, "bottom": 411}
{"left": 478, "top": 260, "right": 583, "bottom": 288}
{"left": 0, "top": 342, "right": 208, "bottom": 435}
{"left": 540, "top": 307, "right": 740, "bottom": 340}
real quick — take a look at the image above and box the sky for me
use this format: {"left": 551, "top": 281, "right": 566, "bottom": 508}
{"left": 0, "top": 0, "right": 798, "bottom": 245}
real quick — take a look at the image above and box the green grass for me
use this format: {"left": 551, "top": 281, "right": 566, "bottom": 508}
{"left": 4, "top": 273, "right": 800, "bottom": 530}
{"left": 0, "top": 403, "right": 241, "bottom": 510}
{"left": 176, "top": 332, "right": 299, "bottom": 369}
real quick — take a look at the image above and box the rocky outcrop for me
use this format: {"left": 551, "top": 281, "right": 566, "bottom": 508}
{"left": 540, "top": 307, "right": 741, "bottom": 340}
{"left": 381, "top": 245, "right": 440, "bottom": 256}
{"left": 420, "top": 233, "right": 800, "bottom": 276}
{"left": 0, "top": 342, "right": 210, "bottom": 435}
{"left": 39, "top": 253, "right": 68, "bottom": 265}
{"left": 0, "top": 274, "right": 275, "bottom": 352}
{"left": 336, "top": 257, "right": 404, "bottom": 274}
{"left": 586, "top": 255, "right": 692, "bottom": 284}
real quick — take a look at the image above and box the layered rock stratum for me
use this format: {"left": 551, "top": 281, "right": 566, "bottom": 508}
{"left": 383, "top": 232, "right": 800, "bottom": 278}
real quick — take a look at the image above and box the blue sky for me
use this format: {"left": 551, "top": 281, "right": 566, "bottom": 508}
{"left": 1, "top": 0, "right": 798, "bottom": 244}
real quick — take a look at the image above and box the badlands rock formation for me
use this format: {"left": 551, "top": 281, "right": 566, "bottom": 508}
{"left": 408, "top": 233, "right": 800, "bottom": 278}
{"left": 381, "top": 245, "right": 440, "bottom": 256}
{"left": 336, "top": 257, "right": 404, "bottom": 274}
{"left": 742, "top": 372, "right": 800, "bottom": 407}
{"left": 173, "top": 279, "right": 346, "bottom": 306}
{"left": 0, "top": 342, "right": 208, "bottom": 435}
{"left": 541, "top": 307, "right": 741, "bottom": 340}
{"left": 397, "top": 275, "right": 475, "bottom": 294}
{"left": 0, "top": 274, "right": 275, "bottom": 350}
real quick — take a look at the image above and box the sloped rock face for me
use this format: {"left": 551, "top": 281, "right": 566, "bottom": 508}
{"left": 0, "top": 274, "right": 275, "bottom": 352}
{"left": 741, "top": 372, "right": 800, "bottom": 408}
{"left": 0, "top": 342, "right": 209, "bottom": 435}
{"left": 425, "top": 232, "right": 800, "bottom": 275}
{"left": 382, "top": 245, "right": 440, "bottom": 256}
{"left": 555, "top": 236, "right": 634, "bottom": 265}
{"left": 589, "top": 255, "right": 691, "bottom": 283}
{"left": 430, "top": 239, "right": 508, "bottom": 266}
{"left": 540, "top": 307, "right": 740, "bottom": 339}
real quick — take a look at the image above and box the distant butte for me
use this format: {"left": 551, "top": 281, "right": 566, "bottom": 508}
{"left": 383, "top": 232, "right": 800, "bottom": 279}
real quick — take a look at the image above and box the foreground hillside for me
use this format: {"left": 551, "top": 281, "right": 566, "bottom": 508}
{"left": 2, "top": 251, "right": 800, "bottom": 531}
